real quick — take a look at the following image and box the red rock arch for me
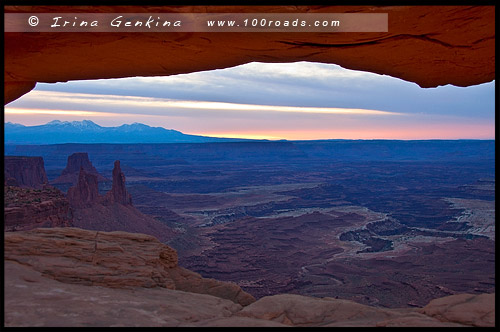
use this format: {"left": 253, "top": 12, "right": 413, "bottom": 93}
{"left": 4, "top": 5, "right": 495, "bottom": 104}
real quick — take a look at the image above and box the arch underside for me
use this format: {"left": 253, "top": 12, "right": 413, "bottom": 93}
{"left": 4, "top": 5, "right": 495, "bottom": 104}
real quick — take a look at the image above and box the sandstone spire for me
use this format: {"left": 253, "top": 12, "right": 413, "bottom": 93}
{"left": 105, "top": 160, "right": 132, "bottom": 205}
{"left": 67, "top": 167, "right": 100, "bottom": 208}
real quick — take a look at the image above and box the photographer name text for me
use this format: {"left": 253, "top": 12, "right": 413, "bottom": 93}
{"left": 5, "top": 13, "right": 388, "bottom": 33}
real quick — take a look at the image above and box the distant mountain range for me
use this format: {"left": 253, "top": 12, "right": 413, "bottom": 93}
{"left": 4, "top": 120, "right": 253, "bottom": 145}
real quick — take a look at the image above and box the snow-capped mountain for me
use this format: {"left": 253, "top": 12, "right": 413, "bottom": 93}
{"left": 45, "top": 120, "right": 102, "bottom": 130}
{"left": 4, "top": 120, "right": 248, "bottom": 145}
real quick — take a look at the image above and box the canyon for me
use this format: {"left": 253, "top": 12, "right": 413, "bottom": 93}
{"left": 4, "top": 140, "right": 495, "bottom": 314}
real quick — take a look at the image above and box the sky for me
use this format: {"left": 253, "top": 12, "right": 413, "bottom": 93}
{"left": 4, "top": 61, "right": 495, "bottom": 140}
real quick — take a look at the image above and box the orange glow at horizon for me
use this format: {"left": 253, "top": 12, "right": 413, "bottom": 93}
{"left": 200, "top": 123, "right": 495, "bottom": 140}
{"left": 4, "top": 107, "right": 494, "bottom": 140}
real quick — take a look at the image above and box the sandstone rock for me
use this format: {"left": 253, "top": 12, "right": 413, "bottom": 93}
{"left": 167, "top": 266, "right": 255, "bottom": 307}
{"left": 4, "top": 80, "right": 36, "bottom": 105}
{"left": 4, "top": 6, "right": 495, "bottom": 104}
{"left": 52, "top": 152, "right": 108, "bottom": 185}
{"left": 373, "top": 313, "right": 466, "bottom": 327}
{"left": 104, "top": 160, "right": 132, "bottom": 206}
{"left": 186, "top": 316, "right": 289, "bottom": 327}
{"left": 4, "top": 185, "right": 73, "bottom": 231}
{"left": 238, "top": 294, "right": 390, "bottom": 326}
{"left": 4, "top": 156, "right": 48, "bottom": 189}
{"left": 3, "top": 227, "right": 494, "bottom": 327}
{"left": 4, "top": 260, "right": 244, "bottom": 327}
{"left": 5, "top": 176, "right": 19, "bottom": 186}
{"left": 236, "top": 294, "right": 477, "bottom": 327}
{"left": 418, "top": 293, "right": 495, "bottom": 327}
{"left": 4, "top": 227, "right": 254, "bottom": 306}
{"left": 67, "top": 168, "right": 100, "bottom": 208}
{"left": 64, "top": 159, "right": 176, "bottom": 243}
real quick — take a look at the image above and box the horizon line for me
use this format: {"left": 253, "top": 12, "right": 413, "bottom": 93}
{"left": 4, "top": 119, "right": 495, "bottom": 142}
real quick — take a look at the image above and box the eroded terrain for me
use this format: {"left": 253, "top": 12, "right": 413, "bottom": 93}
{"left": 7, "top": 140, "right": 495, "bottom": 308}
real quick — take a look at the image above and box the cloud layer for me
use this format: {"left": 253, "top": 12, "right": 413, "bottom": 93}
{"left": 5, "top": 61, "right": 495, "bottom": 140}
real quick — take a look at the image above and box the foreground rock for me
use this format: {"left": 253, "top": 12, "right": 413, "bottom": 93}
{"left": 4, "top": 228, "right": 254, "bottom": 307}
{"left": 419, "top": 293, "right": 495, "bottom": 327}
{"left": 5, "top": 261, "right": 492, "bottom": 328}
{"left": 4, "top": 228, "right": 494, "bottom": 327}
{"left": 4, "top": 261, "right": 277, "bottom": 327}
{"left": 234, "top": 294, "right": 468, "bottom": 327}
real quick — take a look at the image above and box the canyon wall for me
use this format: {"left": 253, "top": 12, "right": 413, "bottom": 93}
{"left": 4, "top": 156, "right": 49, "bottom": 189}
{"left": 4, "top": 156, "right": 72, "bottom": 231}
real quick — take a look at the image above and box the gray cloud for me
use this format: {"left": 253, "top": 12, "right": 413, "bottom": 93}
{"left": 6, "top": 61, "right": 494, "bottom": 139}
{"left": 25, "top": 61, "right": 494, "bottom": 120}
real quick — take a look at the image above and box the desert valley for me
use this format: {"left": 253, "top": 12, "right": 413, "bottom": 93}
{"left": 4, "top": 136, "right": 495, "bottom": 325}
